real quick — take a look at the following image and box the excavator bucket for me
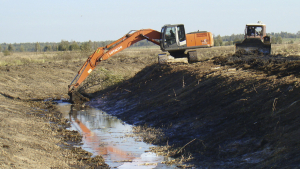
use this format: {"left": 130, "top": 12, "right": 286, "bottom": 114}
{"left": 68, "top": 90, "right": 90, "bottom": 104}
{"left": 235, "top": 38, "right": 271, "bottom": 55}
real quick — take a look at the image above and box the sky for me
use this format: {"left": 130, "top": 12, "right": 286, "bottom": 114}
{"left": 1, "top": 0, "right": 300, "bottom": 43}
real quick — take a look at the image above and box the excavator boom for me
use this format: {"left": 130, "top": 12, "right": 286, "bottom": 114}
{"left": 68, "top": 29, "right": 161, "bottom": 96}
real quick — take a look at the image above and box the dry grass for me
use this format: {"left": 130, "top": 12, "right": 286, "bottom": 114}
{"left": 197, "top": 44, "right": 300, "bottom": 58}
{"left": 194, "top": 46, "right": 235, "bottom": 60}
{"left": 194, "top": 44, "right": 300, "bottom": 59}
{"left": 271, "top": 44, "right": 300, "bottom": 56}
{"left": 131, "top": 125, "right": 166, "bottom": 144}
{"left": 2, "top": 43, "right": 298, "bottom": 67}
{"left": 0, "top": 48, "right": 161, "bottom": 66}
{"left": 0, "top": 51, "right": 91, "bottom": 66}
{"left": 113, "top": 48, "right": 161, "bottom": 58}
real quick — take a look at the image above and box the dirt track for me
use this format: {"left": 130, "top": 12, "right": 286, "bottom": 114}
{"left": 1, "top": 48, "right": 300, "bottom": 168}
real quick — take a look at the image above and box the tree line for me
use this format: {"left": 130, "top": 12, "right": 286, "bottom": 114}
{"left": 0, "top": 39, "right": 157, "bottom": 56}
{"left": 0, "top": 40, "right": 113, "bottom": 53}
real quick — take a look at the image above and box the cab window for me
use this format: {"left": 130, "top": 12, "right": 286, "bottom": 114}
{"left": 177, "top": 25, "right": 186, "bottom": 42}
{"left": 165, "top": 27, "right": 176, "bottom": 45}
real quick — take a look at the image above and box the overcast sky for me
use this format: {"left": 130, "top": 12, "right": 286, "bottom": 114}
{"left": 1, "top": 0, "right": 299, "bottom": 43}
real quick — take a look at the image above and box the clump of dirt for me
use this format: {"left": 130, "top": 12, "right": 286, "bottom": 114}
{"left": 86, "top": 54, "right": 300, "bottom": 168}
{"left": 131, "top": 125, "right": 166, "bottom": 144}
{"left": 71, "top": 147, "right": 108, "bottom": 168}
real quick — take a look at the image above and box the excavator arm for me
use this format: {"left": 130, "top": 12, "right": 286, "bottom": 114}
{"left": 68, "top": 29, "right": 161, "bottom": 95}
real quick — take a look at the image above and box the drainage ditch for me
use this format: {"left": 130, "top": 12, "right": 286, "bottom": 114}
{"left": 56, "top": 101, "right": 177, "bottom": 168}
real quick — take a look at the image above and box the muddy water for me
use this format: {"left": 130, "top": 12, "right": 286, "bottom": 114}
{"left": 57, "top": 102, "right": 177, "bottom": 168}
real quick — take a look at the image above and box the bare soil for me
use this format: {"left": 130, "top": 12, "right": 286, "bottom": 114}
{"left": 1, "top": 46, "right": 300, "bottom": 168}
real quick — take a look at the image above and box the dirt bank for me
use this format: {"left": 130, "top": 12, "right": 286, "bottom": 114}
{"left": 86, "top": 53, "right": 300, "bottom": 168}
{"left": 0, "top": 60, "right": 109, "bottom": 168}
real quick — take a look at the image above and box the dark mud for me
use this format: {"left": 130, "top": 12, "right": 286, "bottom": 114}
{"left": 83, "top": 54, "right": 300, "bottom": 168}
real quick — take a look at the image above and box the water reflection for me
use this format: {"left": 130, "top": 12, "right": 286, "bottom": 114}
{"left": 57, "top": 103, "right": 176, "bottom": 168}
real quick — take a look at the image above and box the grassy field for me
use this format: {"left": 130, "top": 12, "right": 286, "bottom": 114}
{"left": 282, "top": 38, "right": 300, "bottom": 44}
{"left": 1, "top": 43, "right": 299, "bottom": 67}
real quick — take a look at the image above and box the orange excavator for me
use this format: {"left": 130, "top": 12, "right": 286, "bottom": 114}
{"left": 68, "top": 24, "right": 214, "bottom": 102}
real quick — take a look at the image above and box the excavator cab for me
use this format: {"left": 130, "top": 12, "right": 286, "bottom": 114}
{"left": 160, "top": 24, "right": 214, "bottom": 58}
{"left": 160, "top": 24, "right": 187, "bottom": 56}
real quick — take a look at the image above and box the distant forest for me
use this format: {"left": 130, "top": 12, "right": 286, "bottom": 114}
{"left": 0, "top": 40, "right": 155, "bottom": 53}
{"left": 1, "top": 31, "right": 300, "bottom": 53}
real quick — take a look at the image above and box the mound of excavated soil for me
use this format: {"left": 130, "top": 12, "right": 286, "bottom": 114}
{"left": 87, "top": 54, "right": 300, "bottom": 168}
